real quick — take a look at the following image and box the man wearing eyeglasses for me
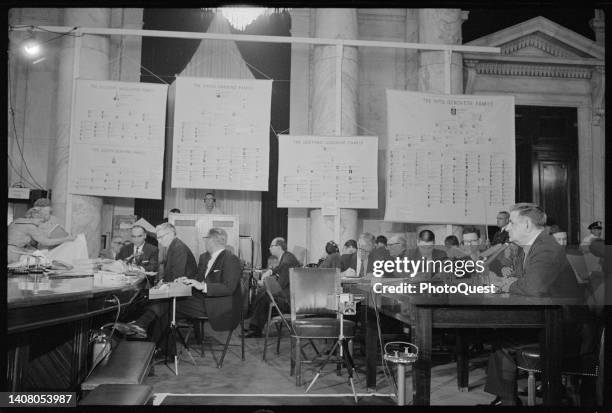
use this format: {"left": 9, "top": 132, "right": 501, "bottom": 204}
{"left": 116, "top": 225, "right": 159, "bottom": 272}
{"left": 244, "top": 237, "right": 300, "bottom": 338}
{"left": 116, "top": 223, "right": 197, "bottom": 343}
{"left": 202, "top": 192, "right": 223, "bottom": 214}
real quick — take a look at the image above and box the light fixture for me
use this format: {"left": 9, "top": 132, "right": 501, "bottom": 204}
{"left": 21, "top": 29, "right": 42, "bottom": 59}
{"left": 215, "top": 7, "right": 283, "bottom": 31}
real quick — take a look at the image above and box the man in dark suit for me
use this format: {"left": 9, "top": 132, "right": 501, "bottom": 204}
{"left": 485, "top": 203, "right": 582, "bottom": 406}
{"left": 340, "top": 232, "right": 393, "bottom": 277}
{"left": 117, "top": 223, "right": 197, "bottom": 343}
{"left": 407, "top": 229, "right": 448, "bottom": 261}
{"left": 244, "top": 237, "right": 300, "bottom": 338}
{"left": 175, "top": 228, "right": 242, "bottom": 332}
{"left": 156, "top": 222, "right": 197, "bottom": 282}
{"left": 116, "top": 225, "right": 159, "bottom": 272}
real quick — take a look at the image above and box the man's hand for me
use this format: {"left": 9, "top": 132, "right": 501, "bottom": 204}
{"left": 261, "top": 269, "right": 273, "bottom": 280}
{"left": 491, "top": 274, "right": 517, "bottom": 292}
{"left": 176, "top": 276, "right": 206, "bottom": 292}
{"left": 341, "top": 268, "right": 357, "bottom": 278}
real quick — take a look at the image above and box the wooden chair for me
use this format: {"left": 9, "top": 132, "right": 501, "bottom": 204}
{"left": 289, "top": 267, "right": 355, "bottom": 386}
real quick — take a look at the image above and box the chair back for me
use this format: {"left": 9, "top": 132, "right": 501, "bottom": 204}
{"left": 289, "top": 267, "right": 339, "bottom": 321}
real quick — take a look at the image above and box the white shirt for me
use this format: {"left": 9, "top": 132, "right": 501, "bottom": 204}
{"left": 581, "top": 233, "right": 600, "bottom": 247}
{"left": 356, "top": 254, "right": 368, "bottom": 276}
{"left": 204, "top": 248, "right": 224, "bottom": 279}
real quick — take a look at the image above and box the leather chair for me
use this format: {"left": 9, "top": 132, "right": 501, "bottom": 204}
{"left": 261, "top": 277, "right": 320, "bottom": 362}
{"left": 516, "top": 327, "right": 604, "bottom": 406}
{"left": 178, "top": 275, "right": 248, "bottom": 368}
{"left": 289, "top": 267, "right": 355, "bottom": 386}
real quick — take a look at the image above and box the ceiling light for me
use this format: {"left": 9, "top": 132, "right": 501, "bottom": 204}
{"left": 216, "top": 7, "right": 283, "bottom": 31}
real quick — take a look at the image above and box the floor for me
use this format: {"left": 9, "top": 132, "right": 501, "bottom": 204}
{"left": 143, "top": 322, "right": 535, "bottom": 406}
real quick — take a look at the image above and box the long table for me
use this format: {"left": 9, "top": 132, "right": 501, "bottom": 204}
{"left": 343, "top": 279, "right": 582, "bottom": 406}
{"left": 7, "top": 273, "right": 146, "bottom": 391}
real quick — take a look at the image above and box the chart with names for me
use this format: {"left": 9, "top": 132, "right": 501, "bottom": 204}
{"left": 170, "top": 77, "right": 272, "bottom": 191}
{"left": 385, "top": 90, "right": 515, "bottom": 224}
{"left": 278, "top": 135, "right": 378, "bottom": 209}
{"left": 70, "top": 80, "right": 167, "bottom": 199}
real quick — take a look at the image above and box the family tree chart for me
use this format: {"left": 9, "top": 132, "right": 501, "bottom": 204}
{"left": 70, "top": 80, "right": 167, "bottom": 199}
{"left": 385, "top": 90, "right": 515, "bottom": 224}
{"left": 169, "top": 77, "right": 272, "bottom": 191}
{"left": 277, "top": 135, "right": 378, "bottom": 209}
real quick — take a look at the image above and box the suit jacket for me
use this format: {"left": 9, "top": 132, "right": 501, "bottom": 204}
{"left": 116, "top": 242, "right": 159, "bottom": 272}
{"left": 509, "top": 231, "right": 580, "bottom": 298}
{"left": 318, "top": 252, "right": 342, "bottom": 269}
{"left": 340, "top": 247, "right": 393, "bottom": 277}
{"left": 195, "top": 249, "right": 243, "bottom": 331}
{"left": 274, "top": 251, "right": 301, "bottom": 300}
{"left": 163, "top": 237, "right": 197, "bottom": 282}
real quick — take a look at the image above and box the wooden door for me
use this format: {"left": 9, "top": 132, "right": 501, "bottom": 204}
{"left": 515, "top": 106, "right": 579, "bottom": 244}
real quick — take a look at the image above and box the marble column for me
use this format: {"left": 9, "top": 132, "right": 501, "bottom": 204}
{"left": 417, "top": 9, "right": 468, "bottom": 240}
{"left": 417, "top": 9, "right": 468, "bottom": 94}
{"left": 591, "top": 65, "right": 605, "bottom": 225}
{"left": 309, "top": 9, "right": 359, "bottom": 260}
{"left": 53, "top": 8, "right": 110, "bottom": 257}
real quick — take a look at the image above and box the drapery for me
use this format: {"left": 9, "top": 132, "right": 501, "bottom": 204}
{"left": 163, "top": 16, "right": 262, "bottom": 267}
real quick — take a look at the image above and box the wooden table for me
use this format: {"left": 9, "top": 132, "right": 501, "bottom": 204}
{"left": 344, "top": 279, "right": 581, "bottom": 406}
{"left": 7, "top": 273, "right": 146, "bottom": 391}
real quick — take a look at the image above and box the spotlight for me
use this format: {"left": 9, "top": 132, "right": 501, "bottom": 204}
{"left": 23, "top": 38, "right": 41, "bottom": 58}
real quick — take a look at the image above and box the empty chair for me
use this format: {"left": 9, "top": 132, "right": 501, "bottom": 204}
{"left": 289, "top": 267, "right": 355, "bottom": 386}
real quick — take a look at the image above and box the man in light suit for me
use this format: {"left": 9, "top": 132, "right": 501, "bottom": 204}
{"left": 116, "top": 225, "right": 159, "bottom": 272}
{"left": 485, "top": 203, "right": 583, "bottom": 406}
{"left": 176, "top": 228, "right": 243, "bottom": 332}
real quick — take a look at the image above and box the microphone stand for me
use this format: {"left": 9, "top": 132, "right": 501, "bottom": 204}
{"left": 305, "top": 304, "right": 358, "bottom": 403}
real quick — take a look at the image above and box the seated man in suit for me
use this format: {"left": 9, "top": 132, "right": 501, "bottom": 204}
{"left": 244, "top": 237, "right": 300, "bottom": 338}
{"left": 175, "top": 228, "right": 242, "bottom": 333}
{"left": 405, "top": 230, "right": 447, "bottom": 279}
{"left": 341, "top": 232, "right": 392, "bottom": 277}
{"left": 116, "top": 223, "right": 197, "bottom": 344}
{"left": 116, "top": 225, "right": 159, "bottom": 273}
{"left": 485, "top": 203, "right": 584, "bottom": 406}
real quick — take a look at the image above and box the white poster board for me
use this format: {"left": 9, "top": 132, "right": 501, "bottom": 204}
{"left": 69, "top": 80, "right": 167, "bottom": 199}
{"left": 170, "top": 77, "right": 272, "bottom": 191}
{"left": 169, "top": 213, "right": 240, "bottom": 259}
{"left": 385, "top": 90, "right": 515, "bottom": 225}
{"left": 277, "top": 135, "right": 378, "bottom": 208}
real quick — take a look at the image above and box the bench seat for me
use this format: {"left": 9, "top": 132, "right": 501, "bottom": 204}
{"left": 80, "top": 384, "right": 153, "bottom": 405}
{"left": 81, "top": 340, "right": 155, "bottom": 390}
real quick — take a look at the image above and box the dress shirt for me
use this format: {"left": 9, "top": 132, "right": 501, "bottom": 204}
{"left": 201, "top": 248, "right": 224, "bottom": 293}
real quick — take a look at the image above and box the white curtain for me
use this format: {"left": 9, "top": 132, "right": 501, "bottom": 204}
{"left": 164, "top": 15, "right": 262, "bottom": 267}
